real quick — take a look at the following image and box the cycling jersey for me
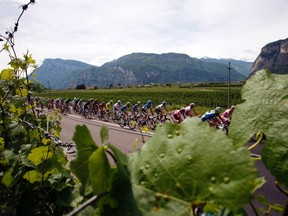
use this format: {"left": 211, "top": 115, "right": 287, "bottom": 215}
{"left": 201, "top": 110, "right": 217, "bottom": 122}
{"left": 121, "top": 105, "right": 129, "bottom": 113}
{"left": 142, "top": 103, "right": 152, "bottom": 110}
{"left": 132, "top": 104, "right": 140, "bottom": 113}
{"left": 171, "top": 109, "right": 183, "bottom": 123}
{"left": 106, "top": 102, "right": 112, "bottom": 110}
{"left": 156, "top": 104, "right": 165, "bottom": 110}
{"left": 221, "top": 108, "right": 233, "bottom": 122}
{"left": 113, "top": 103, "right": 121, "bottom": 112}
{"left": 83, "top": 102, "right": 91, "bottom": 110}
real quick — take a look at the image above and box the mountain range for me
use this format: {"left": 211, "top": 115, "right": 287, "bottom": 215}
{"left": 30, "top": 53, "right": 252, "bottom": 89}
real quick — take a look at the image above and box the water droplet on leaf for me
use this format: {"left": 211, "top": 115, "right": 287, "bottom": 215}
{"left": 166, "top": 134, "right": 173, "bottom": 139}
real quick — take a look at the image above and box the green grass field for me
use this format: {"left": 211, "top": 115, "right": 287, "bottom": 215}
{"left": 35, "top": 85, "right": 243, "bottom": 115}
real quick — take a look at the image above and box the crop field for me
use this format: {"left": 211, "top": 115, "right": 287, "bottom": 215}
{"left": 35, "top": 86, "right": 243, "bottom": 114}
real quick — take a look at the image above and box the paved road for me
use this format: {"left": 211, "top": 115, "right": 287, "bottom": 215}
{"left": 59, "top": 113, "right": 286, "bottom": 216}
{"left": 60, "top": 113, "right": 152, "bottom": 154}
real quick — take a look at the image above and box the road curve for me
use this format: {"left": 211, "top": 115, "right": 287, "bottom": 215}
{"left": 60, "top": 113, "right": 152, "bottom": 154}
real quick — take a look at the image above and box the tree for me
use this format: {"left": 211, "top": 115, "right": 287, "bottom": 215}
{"left": 76, "top": 84, "right": 86, "bottom": 89}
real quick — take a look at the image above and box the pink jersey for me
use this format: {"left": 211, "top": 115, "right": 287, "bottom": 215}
{"left": 221, "top": 108, "right": 233, "bottom": 121}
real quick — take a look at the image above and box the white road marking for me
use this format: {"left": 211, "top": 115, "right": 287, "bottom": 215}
{"left": 66, "top": 114, "right": 82, "bottom": 119}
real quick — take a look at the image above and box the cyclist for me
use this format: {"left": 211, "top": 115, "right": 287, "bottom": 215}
{"left": 120, "top": 102, "right": 131, "bottom": 115}
{"left": 83, "top": 99, "right": 92, "bottom": 113}
{"left": 120, "top": 102, "right": 131, "bottom": 122}
{"left": 132, "top": 101, "right": 141, "bottom": 115}
{"left": 155, "top": 101, "right": 169, "bottom": 121}
{"left": 220, "top": 105, "right": 235, "bottom": 125}
{"left": 99, "top": 101, "right": 106, "bottom": 112}
{"left": 201, "top": 106, "right": 223, "bottom": 127}
{"left": 170, "top": 107, "right": 186, "bottom": 123}
{"left": 183, "top": 103, "right": 198, "bottom": 118}
{"left": 113, "top": 100, "right": 122, "bottom": 114}
{"left": 142, "top": 100, "right": 154, "bottom": 119}
{"left": 105, "top": 100, "right": 113, "bottom": 112}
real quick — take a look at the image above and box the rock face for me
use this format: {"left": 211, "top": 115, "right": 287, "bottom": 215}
{"left": 251, "top": 38, "right": 288, "bottom": 75}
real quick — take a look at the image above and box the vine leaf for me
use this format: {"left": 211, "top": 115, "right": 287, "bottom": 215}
{"left": 129, "top": 118, "right": 256, "bottom": 215}
{"left": 99, "top": 144, "right": 142, "bottom": 216}
{"left": 27, "top": 146, "right": 53, "bottom": 166}
{"left": 0, "top": 68, "right": 14, "bottom": 80}
{"left": 229, "top": 70, "right": 288, "bottom": 186}
{"left": 70, "top": 125, "right": 98, "bottom": 194}
{"left": 100, "top": 126, "right": 109, "bottom": 145}
{"left": 1, "top": 168, "right": 14, "bottom": 187}
{"left": 89, "top": 146, "right": 111, "bottom": 194}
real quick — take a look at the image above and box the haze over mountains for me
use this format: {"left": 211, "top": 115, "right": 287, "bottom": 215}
{"left": 30, "top": 53, "right": 252, "bottom": 89}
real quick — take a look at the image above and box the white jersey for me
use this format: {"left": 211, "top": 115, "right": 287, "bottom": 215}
{"left": 184, "top": 106, "right": 192, "bottom": 116}
{"left": 113, "top": 103, "right": 121, "bottom": 111}
{"left": 156, "top": 104, "right": 165, "bottom": 110}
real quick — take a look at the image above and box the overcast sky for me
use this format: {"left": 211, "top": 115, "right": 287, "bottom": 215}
{"left": 1, "top": 0, "right": 288, "bottom": 70}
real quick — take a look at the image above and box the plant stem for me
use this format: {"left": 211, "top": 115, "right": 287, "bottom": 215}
{"left": 66, "top": 192, "right": 108, "bottom": 216}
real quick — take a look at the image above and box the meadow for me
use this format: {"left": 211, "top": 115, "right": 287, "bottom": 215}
{"left": 35, "top": 85, "right": 243, "bottom": 115}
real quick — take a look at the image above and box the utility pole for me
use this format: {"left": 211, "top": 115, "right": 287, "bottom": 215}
{"left": 227, "top": 62, "right": 232, "bottom": 108}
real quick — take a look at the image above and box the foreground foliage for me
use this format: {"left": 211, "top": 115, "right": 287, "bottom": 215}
{"left": 1, "top": 1, "right": 76, "bottom": 215}
{"left": 69, "top": 70, "right": 287, "bottom": 215}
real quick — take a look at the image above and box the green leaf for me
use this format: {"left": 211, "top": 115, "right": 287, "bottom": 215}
{"left": 89, "top": 146, "right": 111, "bottom": 194}
{"left": 0, "top": 68, "right": 14, "bottom": 80}
{"left": 23, "top": 170, "right": 43, "bottom": 183}
{"left": 1, "top": 168, "right": 14, "bottom": 187}
{"left": 229, "top": 70, "right": 288, "bottom": 186}
{"left": 0, "top": 137, "right": 4, "bottom": 150}
{"left": 271, "top": 204, "right": 284, "bottom": 212}
{"left": 99, "top": 144, "right": 142, "bottom": 216}
{"left": 100, "top": 126, "right": 109, "bottom": 145}
{"left": 257, "top": 194, "right": 269, "bottom": 205}
{"left": 129, "top": 118, "right": 256, "bottom": 215}
{"left": 27, "top": 146, "right": 53, "bottom": 166}
{"left": 253, "top": 177, "right": 266, "bottom": 192}
{"left": 70, "top": 125, "right": 98, "bottom": 194}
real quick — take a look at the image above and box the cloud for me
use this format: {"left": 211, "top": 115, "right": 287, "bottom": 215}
{"left": 1, "top": 0, "right": 288, "bottom": 70}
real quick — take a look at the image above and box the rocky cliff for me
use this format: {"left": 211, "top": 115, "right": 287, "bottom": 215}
{"left": 251, "top": 38, "right": 288, "bottom": 75}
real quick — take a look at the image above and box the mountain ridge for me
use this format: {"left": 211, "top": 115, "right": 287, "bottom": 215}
{"left": 30, "top": 53, "right": 251, "bottom": 89}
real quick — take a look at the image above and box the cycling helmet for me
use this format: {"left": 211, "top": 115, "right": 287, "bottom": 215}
{"left": 215, "top": 106, "right": 222, "bottom": 113}
{"left": 126, "top": 102, "right": 131, "bottom": 106}
{"left": 148, "top": 100, "right": 152, "bottom": 104}
{"left": 231, "top": 105, "right": 235, "bottom": 109}
{"left": 162, "top": 101, "right": 167, "bottom": 105}
{"left": 190, "top": 103, "right": 195, "bottom": 107}
{"left": 110, "top": 100, "right": 113, "bottom": 103}
{"left": 137, "top": 101, "right": 141, "bottom": 105}
{"left": 117, "top": 100, "right": 121, "bottom": 104}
